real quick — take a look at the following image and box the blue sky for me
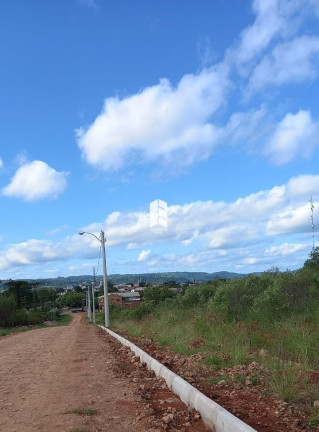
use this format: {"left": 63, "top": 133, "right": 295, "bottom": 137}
{"left": 1, "top": 0, "right": 319, "bottom": 279}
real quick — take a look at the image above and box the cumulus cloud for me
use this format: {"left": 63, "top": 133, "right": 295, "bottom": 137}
{"left": 1, "top": 160, "right": 69, "bottom": 201}
{"left": 137, "top": 249, "right": 151, "bottom": 262}
{"left": 264, "top": 110, "right": 319, "bottom": 165}
{"left": 77, "top": 65, "right": 229, "bottom": 172}
{"left": 75, "top": 0, "right": 319, "bottom": 172}
{"left": 266, "top": 204, "right": 310, "bottom": 236}
{"left": 287, "top": 175, "right": 319, "bottom": 198}
{"left": 265, "top": 243, "right": 306, "bottom": 256}
{"left": 0, "top": 239, "right": 70, "bottom": 270}
{"left": 1, "top": 173, "right": 316, "bottom": 272}
{"left": 234, "top": 0, "right": 319, "bottom": 66}
{"left": 0, "top": 157, "right": 3, "bottom": 169}
{"left": 234, "top": 0, "right": 287, "bottom": 65}
{"left": 248, "top": 36, "right": 319, "bottom": 90}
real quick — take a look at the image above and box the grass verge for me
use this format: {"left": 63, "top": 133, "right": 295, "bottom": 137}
{"left": 106, "top": 302, "right": 319, "bottom": 409}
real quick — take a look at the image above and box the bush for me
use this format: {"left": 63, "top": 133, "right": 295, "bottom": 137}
{"left": 12, "top": 309, "right": 45, "bottom": 326}
{"left": 143, "top": 287, "right": 176, "bottom": 305}
{"left": 12, "top": 309, "right": 29, "bottom": 326}
{"left": 212, "top": 275, "right": 269, "bottom": 321}
{"left": 253, "top": 271, "right": 319, "bottom": 320}
{"left": 56, "top": 292, "right": 85, "bottom": 308}
{"left": 27, "top": 310, "right": 45, "bottom": 325}
{"left": 45, "top": 309, "right": 61, "bottom": 321}
{"left": 179, "top": 280, "right": 220, "bottom": 307}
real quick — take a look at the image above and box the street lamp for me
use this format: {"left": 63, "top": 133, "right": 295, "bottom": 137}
{"left": 78, "top": 230, "right": 110, "bottom": 327}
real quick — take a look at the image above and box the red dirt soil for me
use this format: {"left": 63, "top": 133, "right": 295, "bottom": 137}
{"left": 0, "top": 314, "right": 208, "bottom": 432}
{"left": 114, "top": 331, "right": 319, "bottom": 432}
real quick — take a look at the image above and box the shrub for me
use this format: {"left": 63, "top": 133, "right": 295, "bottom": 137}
{"left": 143, "top": 287, "right": 176, "bottom": 305}
{"left": 253, "top": 271, "right": 319, "bottom": 320}
{"left": 179, "top": 281, "right": 220, "bottom": 307}
{"left": 27, "top": 310, "right": 45, "bottom": 325}
{"left": 11, "top": 309, "right": 45, "bottom": 326}
{"left": 45, "top": 309, "right": 61, "bottom": 321}
{"left": 12, "top": 309, "right": 29, "bottom": 326}
{"left": 212, "top": 275, "right": 269, "bottom": 321}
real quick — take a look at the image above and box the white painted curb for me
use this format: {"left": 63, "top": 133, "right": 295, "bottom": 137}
{"left": 99, "top": 325, "right": 257, "bottom": 432}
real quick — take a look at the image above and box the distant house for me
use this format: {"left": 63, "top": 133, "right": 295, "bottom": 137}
{"left": 114, "top": 284, "right": 132, "bottom": 291}
{"left": 133, "top": 286, "right": 145, "bottom": 292}
{"left": 99, "top": 292, "right": 141, "bottom": 310}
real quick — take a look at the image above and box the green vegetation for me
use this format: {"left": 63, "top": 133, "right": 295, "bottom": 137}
{"left": 0, "top": 279, "right": 72, "bottom": 333}
{"left": 63, "top": 406, "right": 97, "bottom": 416}
{"left": 309, "top": 413, "right": 319, "bottom": 427}
{"left": 56, "top": 292, "right": 85, "bottom": 308}
{"left": 100, "top": 248, "right": 319, "bottom": 409}
{"left": 57, "top": 314, "right": 72, "bottom": 325}
{"left": 0, "top": 313, "right": 71, "bottom": 338}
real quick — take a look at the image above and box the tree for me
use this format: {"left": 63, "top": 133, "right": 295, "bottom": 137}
{"left": 37, "top": 287, "right": 57, "bottom": 311}
{"left": 0, "top": 295, "right": 16, "bottom": 327}
{"left": 7, "top": 280, "right": 34, "bottom": 309}
{"left": 304, "top": 247, "right": 319, "bottom": 268}
{"left": 163, "top": 280, "right": 181, "bottom": 288}
{"left": 57, "top": 292, "right": 85, "bottom": 308}
{"left": 143, "top": 287, "right": 175, "bottom": 305}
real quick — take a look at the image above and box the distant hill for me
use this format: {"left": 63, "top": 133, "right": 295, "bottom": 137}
{"left": 3, "top": 271, "right": 249, "bottom": 287}
{"left": 107, "top": 271, "right": 247, "bottom": 285}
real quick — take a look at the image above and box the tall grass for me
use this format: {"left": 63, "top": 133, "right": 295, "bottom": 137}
{"left": 103, "top": 269, "right": 319, "bottom": 405}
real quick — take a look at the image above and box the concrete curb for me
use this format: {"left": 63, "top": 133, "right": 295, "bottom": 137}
{"left": 99, "top": 325, "right": 257, "bottom": 432}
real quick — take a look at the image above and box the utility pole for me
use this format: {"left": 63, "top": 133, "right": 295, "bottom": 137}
{"left": 85, "top": 289, "right": 88, "bottom": 316}
{"left": 101, "top": 230, "right": 110, "bottom": 327}
{"left": 87, "top": 284, "right": 91, "bottom": 322}
{"left": 93, "top": 266, "right": 96, "bottom": 285}
{"left": 92, "top": 267, "right": 96, "bottom": 324}
{"left": 78, "top": 230, "right": 110, "bottom": 327}
{"left": 91, "top": 282, "right": 96, "bottom": 324}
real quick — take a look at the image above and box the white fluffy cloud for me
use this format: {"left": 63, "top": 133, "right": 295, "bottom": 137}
{"left": 137, "top": 249, "right": 151, "bottom": 262}
{"left": 0, "top": 158, "right": 3, "bottom": 169}
{"left": 235, "top": 0, "right": 287, "bottom": 65}
{"left": 264, "top": 110, "right": 319, "bottom": 165}
{"left": 249, "top": 36, "right": 319, "bottom": 90}
{"left": 1, "top": 160, "right": 69, "bottom": 201}
{"left": 266, "top": 204, "right": 310, "bottom": 236}
{"left": 265, "top": 243, "right": 306, "bottom": 256}
{"left": 0, "top": 239, "right": 70, "bottom": 270}
{"left": 235, "top": 0, "right": 318, "bottom": 66}
{"left": 0, "top": 173, "right": 316, "bottom": 272}
{"left": 77, "top": 66, "right": 228, "bottom": 172}
{"left": 76, "top": 0, "right": 319, "bottom": 172}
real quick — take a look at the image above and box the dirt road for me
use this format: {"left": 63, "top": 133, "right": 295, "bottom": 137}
{"left": 0, "top": 314, "right": 150, "bottom": 432}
